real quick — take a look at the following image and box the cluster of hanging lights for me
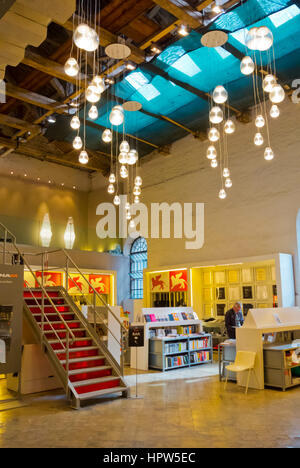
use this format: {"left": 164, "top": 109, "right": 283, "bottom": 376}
{"left": 240, "top": 26, "right": 285, "bottom": 162}
{"left": 207, "top": 85, "right": 235, "bottom": 200}
{"left": 64, "top": 3, "right": 142, "bottom": 222}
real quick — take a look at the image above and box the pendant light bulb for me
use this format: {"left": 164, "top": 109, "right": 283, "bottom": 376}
{"left": 240, "top": 56, "right": 255, "bottom": 75}
{"left": 120, "top": 140, "right": 130, "bottom": 153}
{"left": 270, "top": 84, "right": 285, "bottom": 104}
{"left": 127, "top": 149, "right": 138, "bottom": 165}
{"left": 64, "top": 217, "right": 75, "bottom": 250}
{"left": 79, "top": 150, "right": 89, "bottom": 164}
{"left": 113, "top": 195, "right": 120, "bottom": 206}
{"left": 126, "top": 211, "right": 131, "bottom": 221}
{"left": 206, "top": 145, "right": 217, "bottom": 160}
{"left": 88, "top": 105, "right": 98, "bottom": 120}
{"left": 73, "top": 24, "right": 99, "bottom": 52}
{"left": 225, "top": 178, "right": 233, "bottom": 188}
{"left": 208, "top": 127, "right": 220, "bottom": 142}
{"left": 133, "top": 186, "right": 141, "bottom": 196}
{"left": 73, "top": 136, "right": 83, "bottom": 150}
{"left": 134, "top": 196, "right": 140, "bottom": 204}
{"left": 64, "top": 57, "right": 79, "bottom": 77}
{"left": 264, "top": 147, "right": 274, "bottom": 161}
{"left": 270, "top": 104, "right": 280, "bottom": 119}
{"left": 263, "top": 74, "right": 277, "bottom": 93}
{"left": 134, "top": 176, "right": 142, "bottom": 186}
{"left": 92, "top": 75, "right": 105, "bottom": 93}
{"left": 254, "top": 132, "right": 264, "bottom": 146}
{"left": 223, "top": 168, "right": 230, "bottom": 178}
{"left": 219, "top": 189, "right": 227, "bottom": 200}
{"left": 86, "top": 84, "right": 101, "bottom": 103}
{"left": 107, "top": 184, "right": 115, "bottom": 194}
{"left": 255, "top": 115, "right": 265, "bottom": 128}
{"left": 211, "top": 159, "right": 218, "bottom": 168}
{"left": 246, "top": 26, "right": 273, "bottom": 51}
{"left": 120, "top": 165, "right": 128, "bottom": 179}
{"left": 212, "top": 85, "right": 228, "bottom": 104}
{"left": 109, "top": 105, "right": 124, "bottom": 126}
{"left": 224, "top": 119, "right": 236, "bottom": 134}
{"left": 70, "top": 115, "right": 80, "bottom": 130}
{"left": 118, "top": 152, "right": 128, "bottom": 164}
{"left": 129, "top": 220, "right": 135, "bottom": 229}
{"left": 109, "top": 173, "right": 116, "bottom": 184}
{"left": 102, "top": 129, "right": 112, "bottom": 143}
{"left": 209, "top": 106, "right": 223, "bottom": 124}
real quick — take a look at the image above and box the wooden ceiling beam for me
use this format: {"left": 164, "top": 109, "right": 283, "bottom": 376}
{"left": 196, "top": 1, "right": 213, "bottom": 11}
{"left": 151, "top": 0, "right": 203, "bottom": 28}
{"left": 5, "top": 83, "right": 69, "bottom": 114}
{"left": 0, "top": 113, "right": 41, "bottom": 135}
{"left": 22, "top": 49, "right": 87, "bottom": 88}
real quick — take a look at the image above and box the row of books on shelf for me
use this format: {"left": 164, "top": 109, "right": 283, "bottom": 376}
{"left": 165, "top": 342, "right": 188, "bottom": 353}
{"left": 165, "top": 355, "right": 189, "bottom": 368}
{"left": 144, "top": 312, "right": 198, "bottom": 323}
{"left": 190, "top": 351, "right": 210, "bottom": 363}
{"left": 189, "top": 337, "right": 210, "bottom": 350}
{"left": 149, "top": 325, "right": 199, "bottom": 338}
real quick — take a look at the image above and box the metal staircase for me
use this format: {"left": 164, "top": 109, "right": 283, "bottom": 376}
{"left": 0, "top": 222, "right": 129, "bottom": 409}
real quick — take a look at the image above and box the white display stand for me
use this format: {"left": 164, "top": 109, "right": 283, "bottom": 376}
{"left": 236, "top": 307, "right": 300, "bottom": 390}
{"left": 130, "top": 307, "right": 202, "bottom": 371}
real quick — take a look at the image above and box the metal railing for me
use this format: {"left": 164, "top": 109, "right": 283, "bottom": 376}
{"left": 0, "top": 223, "right": 128, "bottom": 377}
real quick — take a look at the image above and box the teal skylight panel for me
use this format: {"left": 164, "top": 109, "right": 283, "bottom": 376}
{"left": 268, "top": 5, "right": 300, "bottom": 27}
{"left": 138, "top": 84, "right": 160, "bottom": 101}
{"left": 157, "top": 45, "right": 186, "bottom": 66}
{"left": 171, "top": 54, "right": 201, "bottom": 77}
{"left": 231, "top": 28, "right": 248, "bottom": 46}
{"left": 215, "top": 47, "right": 231, "bottom": 59}
{"left": 125, "top": 71, "right": 149, "bottom": 90}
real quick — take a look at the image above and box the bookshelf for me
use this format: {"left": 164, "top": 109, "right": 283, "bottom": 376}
{"left": 263, "top": 344, "right": 300, "bottom": 391}
{"left": 149, "top": 334, "right": 212, "bottom": 371}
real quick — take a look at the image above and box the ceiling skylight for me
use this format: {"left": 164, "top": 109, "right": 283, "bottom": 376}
{"left": 268, "top": 5, "right": 300, "bottom": 28}
{"left": 138, "top": 84, "right": 160, "bottom": 101}
{"left": 215, "top": 47, "right": 231, "bottom": 59}
{"left": 125, "top": 71, "right": 149, "bottom": 90}
{"left": 171, "top": 54, "right": 201, "bottom": 77}
{"left": 231, "top": 28, "right": 248, "bottom": 46}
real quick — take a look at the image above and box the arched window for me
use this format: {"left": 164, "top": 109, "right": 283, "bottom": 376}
{"left": 130, "top": 237, "right": 147, "bottom": 299}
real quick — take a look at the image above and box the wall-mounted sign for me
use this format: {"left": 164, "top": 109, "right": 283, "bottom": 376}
{"left": 169, "top": 270, "right": 188, "bottom": 292}
{"left": 89, "top": 274, "right": 110, "bottom": 294}
{"left": 129, "top": 325, "right": 144, "bottom": 347}
{"left": 0, "top": 264, "right": 23, "bottom": 374}
{"left": 35, "top": 271, "right": 62, "bottom": 288}
{"left": 150, "top": 272, "right": 169, "bottom": 292}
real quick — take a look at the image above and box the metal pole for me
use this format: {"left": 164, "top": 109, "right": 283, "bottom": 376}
{"left": 93, "top": 292, "right": 96, "bottom": 331}
{"left": 136, "top": 346, "right": 138, "bottom": 398}
{"left": 3, "top": 228, "right": 7, "bottom": 265}
{"left": 66, "top": 330, "right": 70, "bottom": 396}
{"left": 41, "top": 252, "right": 45, "bottom": 340}
{"left": 65, "top": 257, "right": 69, "bottom": 291}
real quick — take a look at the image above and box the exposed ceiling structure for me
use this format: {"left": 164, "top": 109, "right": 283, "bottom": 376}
{"left": 0, "top": 0, "right": 299, "bottom": 179}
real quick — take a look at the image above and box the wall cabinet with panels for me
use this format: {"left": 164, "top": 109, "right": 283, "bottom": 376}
{"left": 149, "top": 334, "right": 212, "bottom": 371}
{"left": 263, "top": 344, "right": 300, "bottom": 391}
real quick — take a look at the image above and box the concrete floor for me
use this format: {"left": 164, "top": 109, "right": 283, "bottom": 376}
{"left": 0, "top": 364, "right": 299, "bottom": 448}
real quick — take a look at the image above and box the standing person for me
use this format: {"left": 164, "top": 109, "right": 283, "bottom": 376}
{"left": 225, "top": 302, "right": 244, "bottom": 339}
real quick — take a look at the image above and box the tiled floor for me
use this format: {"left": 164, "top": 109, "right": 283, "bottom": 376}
{"left": 0, "top": 365, "right": 299, "bottom": 448}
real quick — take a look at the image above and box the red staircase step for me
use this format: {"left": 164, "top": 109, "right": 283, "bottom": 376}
{"left": 57, "top": 348, "right": 99, "bottom": 360}
{"left": 50, "top": 339, "right": 92, "bottom": 350}
{"left": 31, "top": 306, "right": 71, "bottom": 313}
{"left": 65, "top": 358, "right": 106, "bottom": 371}
{"left": 42, "top": 321, "right": 81, "bottom": 331}
{"left": 75, "top": 378, "right": 120, "bottom": 395}
{"left": 45, "top": 330, "right": 86, "bottom": 339}
{"left": 24, "top": 291, "right": 60, "bottom": 298}
{"left": 34, "top": 313, "right": 74, "bottom": 322}
{"left": 69, "top": 367, "right": 112, "bottom": 382}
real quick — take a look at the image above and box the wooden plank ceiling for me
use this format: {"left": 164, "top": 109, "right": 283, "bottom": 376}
{"left": 0, "top": 0, "right": 245, "bottom": 175}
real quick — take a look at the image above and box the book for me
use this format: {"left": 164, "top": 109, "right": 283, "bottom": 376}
{"left": 144, "top": 314, "right": 151, "bottom": 323}
{"left": 168, "top": 314, "right": 174, "bottom": 321}
{"left": 150, "top": 314, "right": 156, "bottom": 322}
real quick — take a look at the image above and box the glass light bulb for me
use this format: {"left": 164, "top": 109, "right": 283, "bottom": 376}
{"left": 264, "top": 147, "right": 274, "bottom": 161}
{"left": 263, "top": 74, "right": 276, "bottom": 93}
{"left": 118, "top": 152, "right": 128, "bottom": 164}
{"left": 270, "top": 104, "right": 280, "bottom": 119}
{"left": 120, "top": 165, "right": 128, "bottom": 179}
{"left": 209, "top": 106, "right": 223, "bottom": 124}
{"left": 255, "top": 115, "right": 265, "bottom": 128}
{"left": 127, "top": 149, "right": 138, "bottom": 165}
{"left": 270, "top": 84, "right": 285, "bottom": 104}
{"left": 113, "top": 195, "right": 120, "bottom": 206}
{"left": 133, "top": 186, "right": 141, "bottom": 196}
{"left": 240, "top": 56, "right": 254, "bottom": 75}
{"left": 129, "top": 220, "right": 135, "bottom": 229}
{"left": 85, "top": 84, "right": 101, "bottom": 103}
{"left": 256, "top": 26, "right": 273, "bottom": 51}
{"left": 102, "top": 129, "right": 112, "bottom": 143}
{"left": 219, "top": 189, "right": 227, "bottom": 200}
{"left": 223, "top": 168, "right": 230, "bottom": 178}
{"left": 245, "top": 27, "right": 260, "bottom": 51}
{"left": 254, "top": 132, "right": 264, "bottom": 146}
{"left": 92, "top": 75, "right": 105, "bottom": 93}
{"left": 125, "top": 202, "right": 130, "bottom": 211}
{"left": 224, "top": 119, "right": 235, "bottom": 134}
{"left": 64, "top": 57, "right": 79, "bottom": 77}
{"left": 73, "top": 136, "right": 83, "bottom": 150}
{"left": 134, "top": 196, "right": 140, "bottom": 204}
{"left": 79, "top": 150, "right": 89, "bottom": 164}
{"left": 120, "top": 140, "right": 130, "bottom": 153}
{"left": 107, "top": 184, "right": 115, "bottom": 194}
{"left": 135, "top": 176, "right": 142, "bottom": 186}
{"left": 211, "top": 159, "right": 218, "bottom": 168}
{"left": 225, "top": 178, "right": 232, "bottom": 188}
{"left": 208, "top": 127, "right": 220, "bottom": 142}
{"left": 206, "top": 145, "right": 217, "bottom": 160}
{"left": 88, "top": 105, "right": 98, "bottom": 120}
{"left": 73, "top": 24, "right": 99, "bottom": 52}
{"left": 109, "top": 105, "right": 124, "bottom": 126}
{"left": 109, "top": 173, "right": 116, "bottom": 184}
{"left": 126, "top": 211, "right": 131, "bottom": 221}
{"left": 70, "top": 115, "right": 80, "bottom": 130}
{"left": 213, "top": 85, "right": 228, "bottom": 104}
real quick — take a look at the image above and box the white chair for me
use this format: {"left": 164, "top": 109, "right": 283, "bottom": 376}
{"left": 224, "top": 351, "right": 256, "bottom": 394}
